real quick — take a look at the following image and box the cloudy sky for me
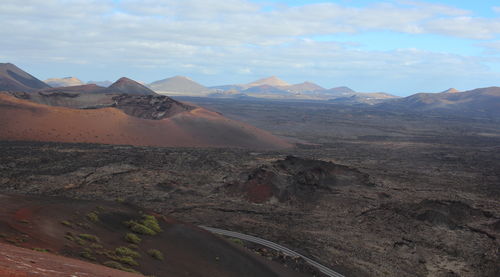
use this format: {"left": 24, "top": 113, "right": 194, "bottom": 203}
{"left": 1, "top": 0, "right": 499, "bottom": 95}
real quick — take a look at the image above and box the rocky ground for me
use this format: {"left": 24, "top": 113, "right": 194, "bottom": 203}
{"left": 1, "top": 99, "right": 499, "bottom": 277}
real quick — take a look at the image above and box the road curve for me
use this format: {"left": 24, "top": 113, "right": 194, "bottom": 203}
{"left": 200, "top": 226, "right": 345, "bottom": 277}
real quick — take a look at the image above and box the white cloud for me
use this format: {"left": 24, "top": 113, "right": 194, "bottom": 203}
{"left": 0, "top": 0, "right": 499, "bottom": 94}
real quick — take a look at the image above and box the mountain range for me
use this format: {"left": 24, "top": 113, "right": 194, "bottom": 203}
{"left": 0, "top": 63, "right": 291, "bottom": 150}
{"left": 1, "top": 63, "right": 499, "bottom": 119}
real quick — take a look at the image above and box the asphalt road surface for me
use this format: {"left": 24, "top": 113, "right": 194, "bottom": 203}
{"left": 200, "top": 226, "right": 345, "bottom": 277}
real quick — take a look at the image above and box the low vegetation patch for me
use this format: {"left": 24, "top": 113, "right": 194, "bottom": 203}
{"left": 112, "top": 255, "right": 139, "bottom": 266}
{"left": 65, "top": 232, "right": 86, "bottom": 245}
{"left": 86, "top": 212, "right": 99, "bottom": 222}
{"left": 124, "top": 233, "right": 141, "bottom": 244}
{"left": 32, "top": 248, "right": 49, "bottom": 252}
{"left": 80, "top": 248, "right": 96, "bottom": 261}
{"left": 78, "top": 233, "right": 100, "bottom": 243}
{"left": 115, "top": 246, "right": 141, "bottom": 258}
{"left": 103, "top": 261, "right": 140, "bottom": 274}
{"left": 148, "top": 249, "right": 164, "bottom": 261}
{"left": 124, "top": 214, "right": 163, "bottom": 235}
{"left": 60, "top": 220, "right": 72, "bottom": 227}
{"left": 228, "top": 238, "right": 244, "bottom": 246}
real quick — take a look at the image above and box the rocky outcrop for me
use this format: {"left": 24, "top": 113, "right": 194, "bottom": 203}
{"left": 229, "top": 156, "right": 373, "bottom": 203}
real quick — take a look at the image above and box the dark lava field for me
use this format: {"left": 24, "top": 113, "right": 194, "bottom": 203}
{"left": 1, "top": 98, "right": 499, "bottom": 277}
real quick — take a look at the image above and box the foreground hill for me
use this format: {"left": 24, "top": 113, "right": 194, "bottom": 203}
{"left": 0, "top": 242, "right": 141, "bottom": 277}
{"left": 0, "top": 63, "right": 50, "bottom": 92}
{"left": 149, "top": 76, "right": 208, "bottom": 95}
{"left": 0, "top": 93, "right": 291, "bottom": 149}
{"left": 379, "top": 86, "right": 500, "bottom": 118}
{"left": 0, "top": 194, "right": 304, "bottom": 277}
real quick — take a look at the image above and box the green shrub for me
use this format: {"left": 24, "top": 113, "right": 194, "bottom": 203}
{"left": 125, "top": 220, "right": 156, "bottom": 235}
{"left": 65, "top": 233, "right": 86, "bottom": 245}
{"left": 114, "top": 255, "right": 138, "bottom": 266}
{"left": 115, "top": 246, "right": 141, "bottom": 258}
{"left": 33, "top": 248, "right": 49, "bottom": 252}
{"left": 102, "top": 261, "right": 140, "bottom": 274}
{"left": 80, "top": 248, "right": 96, "bottom": 261}
{"left": 124, "top": 233, "right": 141, "bottom": 244}
{"left": 86, "top": 212, "right": 99, "bottom": 222}
{"left": 78, "top": 234, "right": 100, "bottom": 243}
{"left": 61, "top": 220, "right": 72, "bottom": 227}
{"left": 228, "top": 238, "right": 244, "bottom": 246}
{"left": 124, "top": 214, "right": 162, "bottom": 236}
{"left": 128, "top": 243, "right": 139, "bottom": 249}
{"left": 89, "top": 243, "right": 103, "bottom": 249}
{"left": 148, "top": 249, "right": 164, "bottom": 261}
{"left": 142, "top": 215, "right": 162, "bottom": 233}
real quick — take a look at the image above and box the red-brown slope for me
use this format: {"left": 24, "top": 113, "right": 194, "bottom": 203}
{"left": 0, "top": 194, "right": 306, "bottom": 277}
{"left": 0, "top": 242, "right": 141, "bottom": 277}
{"left": 0, "top": 93, "right": 291, "bottom": 149}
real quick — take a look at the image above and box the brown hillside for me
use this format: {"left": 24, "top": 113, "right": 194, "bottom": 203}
{"left": 0, "top": 194, "right": 305, "bottom": 277}
{"left": 0, "top": 94, "right": 291, "bottom": 150}
{"left": 0, "top": 63, "right": 50, "bottom": 92}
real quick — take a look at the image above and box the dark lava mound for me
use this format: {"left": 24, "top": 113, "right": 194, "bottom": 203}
{"left": 229, "top": 156, "right": 373, "bottom": 203}
{"left": 112, "top": 94, "right": 193, "bottom": 120}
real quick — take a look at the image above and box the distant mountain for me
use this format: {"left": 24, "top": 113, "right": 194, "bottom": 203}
{"left": 285, "top": 82, "right": 325, "bottom": 93}
{"left": 441, "top": 88, "right": 460, "bottom": 93}
{"left": 45, "top": 77, "right": 83, "bottom": 87}
{"left": 149, "top": 76, "right": 208, "bottom": 95}
{"left": 379, "top": 86, "right": 500, "bottom": 118}
{"left": 210, "top": 84, "right": 245, "bottom": 91}
{"left": 324, "top": 86, "right": 356, "bottom": 96}
{"left": 245, "top": 76, "right": 290, "bottom": 89}
{"left": 87, "top": 80, "right": 112, "bottom": 87}
{"left": 37, "top": 84, "right": 106, "bottom": 95}
{"left": 243, "top": 84, "right": 291, "bottom": 96}
{"left": 0, "top": 63, "right": 50, "bottom": 92}
{"left": 104, "top": 77, "right": 156, "bottom": 95}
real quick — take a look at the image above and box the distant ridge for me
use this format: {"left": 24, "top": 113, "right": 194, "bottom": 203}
{"left": 105, "top": 77, "right": 156, "bottom": 95}
{"left": 285, "top": 82, "right": 325, "bottom": 93}
{"left": 245, "top": 76, "right": 290, "bottom": 89}
{"left": 441, "top": 88, "right": 460, "bottom": 93}
{"left": 378, "top": 86, "right": 500, "bottom": 117}
{"left": 45, "top": 77, "right": 84, "bottom": 88}
{"left": 87, "top": 80, "right": 112, "bottom": 87}
{"left": 0, "top": 63, "right": 50, "bottom": 92}
{"left": 149, "top": 76, "right": 208, "bottom": 95}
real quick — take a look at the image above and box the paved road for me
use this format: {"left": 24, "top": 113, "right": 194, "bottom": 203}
{"left": 200, "top": 226, "right": 345, "bottom": 277}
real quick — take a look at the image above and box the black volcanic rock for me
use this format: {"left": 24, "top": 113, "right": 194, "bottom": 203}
{"left": 104, "top": 77, "right": 156, "bottom": 95}
{"left": 0, "top": 63, "right": 50, "bottom": 92}
{"left": 229, "top": 156, "right": 373, "bottom": 203}
{"left": 111, "top": 94, "right": 192, "bottom": 120}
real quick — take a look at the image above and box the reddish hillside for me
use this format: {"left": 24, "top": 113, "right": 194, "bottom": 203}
{"left": 0, "top": 194, "right": 305, "bottom": 277}
{"left": 0, "top": 93, "right": 291, "bottom": 150}
{"left": 0, "top": 242, "right": 141, "bottom": 277}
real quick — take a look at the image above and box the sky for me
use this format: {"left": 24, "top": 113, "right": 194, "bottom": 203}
{"left": 1, "top": 0, "right": 499, "bottom": 96}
